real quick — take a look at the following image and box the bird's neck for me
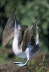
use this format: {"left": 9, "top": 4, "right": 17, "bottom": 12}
{"left": 35, "top": 31, "right": 39, "bottom": 45}
{"left": 12, "top": 30, "right": 22, "bottom": 55}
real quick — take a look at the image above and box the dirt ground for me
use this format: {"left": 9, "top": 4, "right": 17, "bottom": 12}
{"left": 0, "top": 63, "right": 34, "bottom": 72}
{"left": 0, "top": 48, "right": 49, "bottom": 72}
{"left": 0, "top": 62, "right": 49, "bottom": 72}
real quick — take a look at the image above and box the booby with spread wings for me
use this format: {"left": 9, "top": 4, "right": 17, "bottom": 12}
{"left": 12, "top": 19, "right": 40, "bottom": 67}
{"left": 2, "top": 15, "right": 40, "bottom": 67}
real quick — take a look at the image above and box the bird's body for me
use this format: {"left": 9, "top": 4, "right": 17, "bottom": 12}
{"left": 2, "top": 15, "right": 41, "bottom": 67}
{"left": 12, "top": 27, "right": 22, "bottom": 56}
{"left": 12, "top": 19, "right": 40, "bottom": 67}
{"left": 12, "top": 22, "right": 32, "bottom": 59}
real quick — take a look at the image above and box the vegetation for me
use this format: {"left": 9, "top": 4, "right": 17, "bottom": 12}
{"left": 0, "top": 0, "right": 49, "bottom": 72}
{"left": 0, "top": 0, "right": 48, "bottom": 49}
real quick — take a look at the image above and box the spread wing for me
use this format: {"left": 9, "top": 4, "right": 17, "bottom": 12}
{"left": 18, "top": 25, "right": 28, "bottom": 46}
{"left": 2, "top": 15, "right": 28, "bottom": 46}
{"left": 2, "top": 15, "right": 15, "bottom": 46}
{"left": 21, "top": 24, "right": 40, "bottom": 52}
{"left": 21, "top": 25, "right": 34, "bottom": 51}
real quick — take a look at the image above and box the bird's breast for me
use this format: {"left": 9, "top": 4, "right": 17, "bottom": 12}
{"left": 12, "top": 37, "right": 22, "bottom": 55}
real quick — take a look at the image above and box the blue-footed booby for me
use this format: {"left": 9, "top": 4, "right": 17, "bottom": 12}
{"left": 12, "top": 19, "right": 40, "bottom": 67}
